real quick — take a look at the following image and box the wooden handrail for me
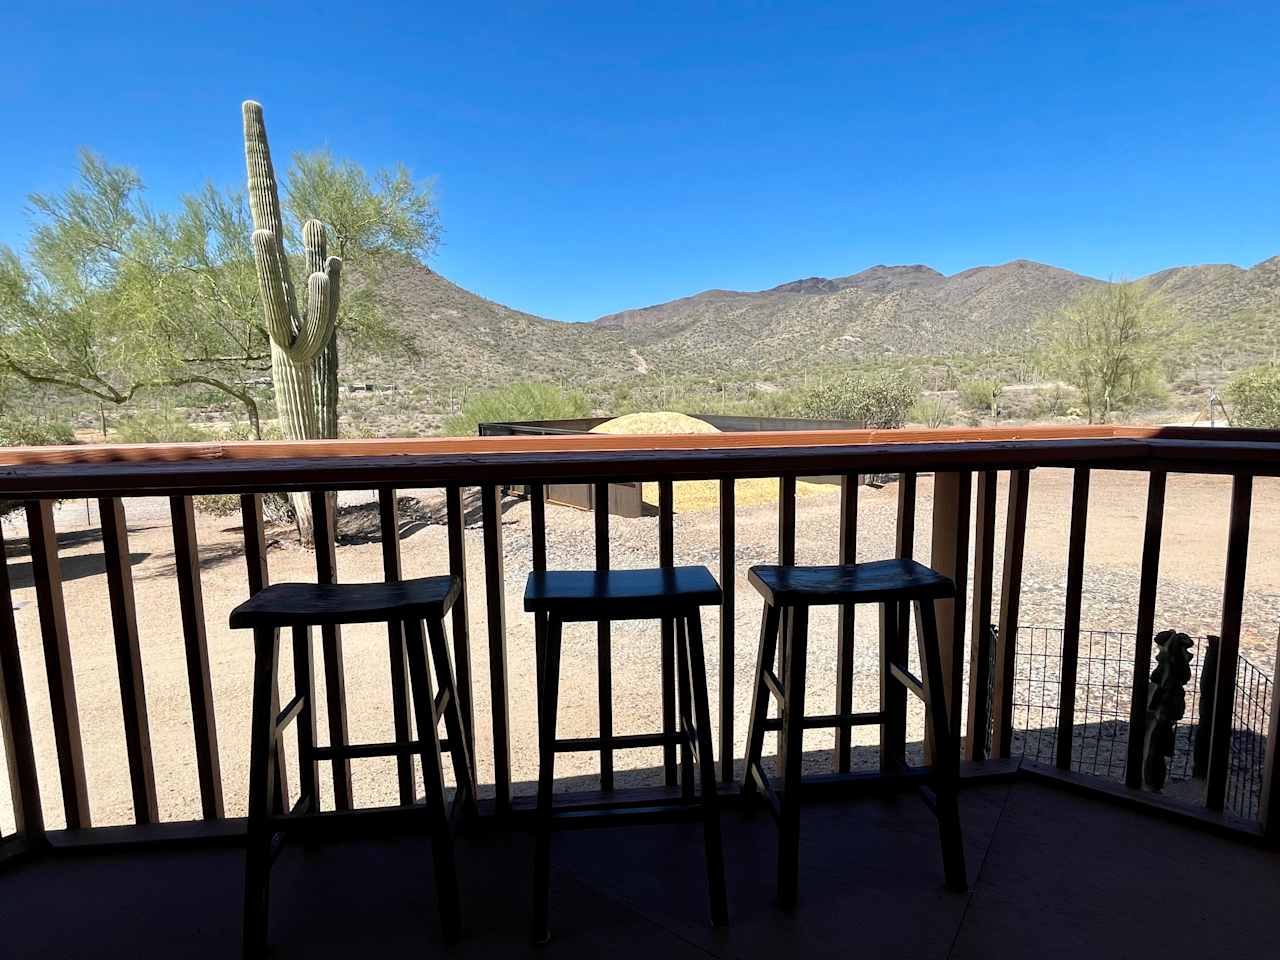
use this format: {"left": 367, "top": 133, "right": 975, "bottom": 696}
{"left": 1, "top": 427, "right": 1278, "bottom": 499}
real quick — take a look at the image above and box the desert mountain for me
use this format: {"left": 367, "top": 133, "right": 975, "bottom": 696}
{"left": 351, "top": 255, "right": 1280, "bottom": 391}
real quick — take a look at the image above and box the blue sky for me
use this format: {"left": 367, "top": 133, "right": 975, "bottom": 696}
{"left": 2, "top": 2, "right": 1278, "bottom": 321}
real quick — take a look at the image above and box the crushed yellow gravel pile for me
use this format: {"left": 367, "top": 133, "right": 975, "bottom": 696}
{"left": 589, "top": 412, "right": 834, "bottom": 512}
{"left": 588, "top": 411, "right": 719, "bottom": 435}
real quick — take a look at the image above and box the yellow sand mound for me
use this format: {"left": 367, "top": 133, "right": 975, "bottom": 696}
{"left": 588, "top": 411, "right": 719, "bottom": 435}
{"left": 589, "top": 412, "right": 834, "bottom": 511}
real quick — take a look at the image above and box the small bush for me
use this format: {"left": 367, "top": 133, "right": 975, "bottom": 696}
{"left": 796, "top": 370, "right": 919, "bottom": 429}
{"left": 195, "top": 491, "right": 293, "bottom": 521}
{"left": 442, "top": 383, "right": 592, "bottom": 436}
{"left": 1031, "top": 383, "right": 1075, "bottom": 419}
{"left": 1227, "top": 366, "right": 1280, "bottom": 427}
{"left": 112, "top": 409, "right": 215, "bottom": 444}
{"left": 909, "top": 396, "right": 951, "bottom": 428}
{"left": 0, "top": 416, "right": 75, "bottom": 447}
{"left": 1, "top": 416, "right": 76, "bottom": 516}
{"left": 958, "top": 379, "right": 1004, "bottom": 415}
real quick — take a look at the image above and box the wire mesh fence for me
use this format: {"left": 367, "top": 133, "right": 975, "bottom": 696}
{"left": 1007, "top": 626, "right": 1272, "bottom": 822}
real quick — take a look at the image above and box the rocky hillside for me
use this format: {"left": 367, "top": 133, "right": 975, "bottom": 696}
{"left": 350, "top": 255, "right": 1280, "bottom": 392}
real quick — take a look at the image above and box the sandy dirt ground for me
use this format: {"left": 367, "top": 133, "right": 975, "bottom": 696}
{"left": 1, "top": 468, "right": 1277, "bottom": 833}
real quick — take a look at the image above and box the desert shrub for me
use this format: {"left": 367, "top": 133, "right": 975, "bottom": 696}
{"left": 1227, "top": 365, "right": 1280, "bottom": 427}
{"left": 0, "top": 416, "right": 75, "bottom": 447}
{"left": 442, "top": 382, "right": 592, "bottom": 436}
{"left": 112, "top": 409, "right": 216, "bottom": 444}
{"left": 796, "top": 369, "right": 919, "bottom": 428}
{"left": 958, "top": 378, "right": 1004, "bottom": 415}
{"left": 1, "top": 416, "right": 76, "bottom": 516}
{"left": 1030, "top": 383, "right": 1069, "bottom": 419}
{"left": 909, "top": 396, "right": 951, "bottom": 428}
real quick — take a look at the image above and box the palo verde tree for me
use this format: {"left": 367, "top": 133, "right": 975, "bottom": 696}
{"left": 0, "top": 112, "right": 440, "bottom": 536}
{"left": 1037, "top": 281, "right": 1178, "bottom": 423}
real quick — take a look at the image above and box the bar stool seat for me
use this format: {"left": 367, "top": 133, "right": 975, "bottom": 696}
{"left": 230, "top": 574, "right": 476, "bottom": 958}
{"left": 748, "top": 558, "right": 953, "bottom": 605}
{"left": 524, "top": 564, "right": 728, "bottom": 943}
{"left": 229, "top": 575, "right": 460, "bottom": 628}
{"left": 525, "top": 566, "right": 721, "bottom": 619}
{"left": 742, "top": 558, "right": 967, "bottom": 907}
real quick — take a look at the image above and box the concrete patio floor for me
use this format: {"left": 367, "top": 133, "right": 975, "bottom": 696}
{"left": 2, "top": 780, "right": 1276, "bottom": 958}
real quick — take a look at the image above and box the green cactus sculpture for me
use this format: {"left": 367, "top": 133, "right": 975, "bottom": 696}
{"left": 243, "top": 101, "right": 341, "bottom": 541}
{"left": 242, "top": 100, "right": 341, "bottom": 443}
{"left": 1143, "top": 629, "right": 1194, "bottom": 790}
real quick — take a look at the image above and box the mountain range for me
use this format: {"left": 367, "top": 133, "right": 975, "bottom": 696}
{"left": 349, "top": 255, "right": 1280, "bottom": 393}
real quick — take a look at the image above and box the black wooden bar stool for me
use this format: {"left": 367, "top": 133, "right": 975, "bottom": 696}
{"left": 524, "top": 565, "right": 729, "bottom": 943}
{"left": 741, "top": 558, "right": 966, "bottom": 906}
{"left": 229, "top": 575, "right": 478, "bottom": 958}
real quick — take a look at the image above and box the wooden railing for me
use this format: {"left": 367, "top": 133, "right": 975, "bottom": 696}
{"left": 0, "top": 425, "right": 1277, "bottom": 859}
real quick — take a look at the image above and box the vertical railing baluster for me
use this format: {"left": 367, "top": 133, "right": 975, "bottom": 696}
{"left": 530, "top": 481, "right": 548, "bottom": 707}
{"left": 1260, "top": 625, "right": 1279, "bottom": 840}
{"left": 1126, "top": 470, "right": 1166, "bottom": 789}
{"left": 25, "top": 500, "right": 90, "bottom": 828}
{"left": 100, "top": 497, "right": 158, "bottom": 824}
{"left": 718, "top": 477, "right": 735, "bottom": 783}
{"left": 446, "top": 484, "right": 475, "bottom": 772}
{"left": 310, "top": 490, "right": 352, "bottom": 810}
{"left": 964, "top": 471, "right": 998, "bottom": 762}
{"left": 776, "top": 474, "right": 797, "bottom": 768}
{"left": 237, "top": 495, "right": 288, "bottom": 816}
{"left": 1205, "top": 474, "right": 1251, "bottom": 812}
{"left": 174, "top": 496, "right": 224, "bottom": 820}
{"left": 834, "top": 473, "right": 858, "bottom": 773}
{"left": 595, "top": 481, "right": 614, "bottom": 791}
{"left": 1056, "top": 468, "right": 1091, "bottom": 771}
{"left": 991, "top": 469, "right": 1029, "bottom": 759}
{"left": 929, "top": 472, "right": 971, "bottom": 763}
{"left": 778, "top": 474, "right": 797, "bottom": 565}
{"left": 0, "top": 521, "right": 43, "bottom": 839}
{"left": 659, "top": 479, "right": 677, "bottom": 786}
{"left": 378, "top": 488, "right": 414, "bottom": 805}
{"left": 481, "top": 484, "right": 511, "bottom": 813}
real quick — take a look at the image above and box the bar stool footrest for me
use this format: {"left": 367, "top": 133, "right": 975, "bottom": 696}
{"left": 312, "top": 738, "right": 454, "bottom": 761}
{"left": 889, "top": 663, "right": 926, "bottom": 701}
{"left": 554, "top": 731, "right": 687, "bottom": 753}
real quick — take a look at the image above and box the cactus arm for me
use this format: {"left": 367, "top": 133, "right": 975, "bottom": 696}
{"left": 251, "top": 228, "right": 296, "bottom": 348}
{"left": 292, "top": 271, "right": 333, "bottom": 362}
{"left": 303, "top": 218, "right": 326, "bottom": 275}
{"left": 325, "top": 255, "right": 341, "bottom": 319}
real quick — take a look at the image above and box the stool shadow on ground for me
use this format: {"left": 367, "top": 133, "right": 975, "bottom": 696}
{"left": 5, "top": 550, "right": 150, "bottom": 588}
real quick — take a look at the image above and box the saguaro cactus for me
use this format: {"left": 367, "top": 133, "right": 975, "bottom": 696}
{"left": 1143, "top": 629, "right": 1194, "bottom": 790}
{"left": 243, "top": 100, "right": 341, "bottom": 539}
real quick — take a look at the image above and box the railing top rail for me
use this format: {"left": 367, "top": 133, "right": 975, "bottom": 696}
{"left": 0, "top": 425, "right": 1276, "bottom": 498}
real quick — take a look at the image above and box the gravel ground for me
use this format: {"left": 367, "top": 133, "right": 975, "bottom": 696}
{"left": 1, "top": 468, "right": 1277, "bottom": 832}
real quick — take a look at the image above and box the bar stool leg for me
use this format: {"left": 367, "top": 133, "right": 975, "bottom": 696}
{"left": 676, "top": 616, "right": 695, "bottom": 801}
{"left": 404, "top": 618, "right": 463, "bottom": 942}
{"left": 243, "top": 626, "right": 280, "bottom": 960}
{"left": 777, "top": 605, "right": 809, "bottom": 908}
{"left": 389, "top": 620, "right": 415, "bottom": 806}
{"left": 290, "top": 624, "right": 318, "bottom": 812}
{"left": 741, "top": 603, "right": 781, "bottom": 799}
{"left": 533, "top": 615, "right": 564, "bottom": 945}
{"left": 914, "top": 599, "right": 967, "bottom": 891}
{"left": 880, "top": 601, "right": 907, "bottom": 774}
{"left": 684, "top": 611, "right": 729, "bottom": 926}
{"left": 426, "top": 617, "right": 479, "bottom": 819}
{"left": 661, "top": 614, "right": 678, "bottom": 786}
